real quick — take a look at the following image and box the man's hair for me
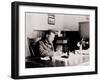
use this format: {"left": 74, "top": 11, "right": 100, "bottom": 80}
{"left": 45, "top": 30, "right": 56, "bottom": 35}
{"left": 42, "top": 30, "right": 56, "bottom": 39}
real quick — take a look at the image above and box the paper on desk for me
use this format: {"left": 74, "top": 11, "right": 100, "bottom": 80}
{"left": 54, "top": 51, "right": 68, "bottom": 56}
{"left": 75, "top": 49, "right": 89, "bottom": 55}
{"left": 40, "top": 57, "right": 50, "bottom": 60}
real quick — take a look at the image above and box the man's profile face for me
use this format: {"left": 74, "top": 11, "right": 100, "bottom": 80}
{"left": 48, "top": 32, "right": 55, "bottom": 43}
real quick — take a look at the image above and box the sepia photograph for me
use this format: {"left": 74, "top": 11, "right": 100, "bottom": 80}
{"left": 25, "top": 12, "right": 90, "bottom": 68}
{"left": 11, "top": 1, "right": 97, "bottom": 79}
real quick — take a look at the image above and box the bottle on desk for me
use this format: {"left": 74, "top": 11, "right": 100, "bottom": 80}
{"left": 80, "top": 43, "right": 82, "bottom": 55}
{"left": 80, "top": 38, "right": 84, "bottom": 55}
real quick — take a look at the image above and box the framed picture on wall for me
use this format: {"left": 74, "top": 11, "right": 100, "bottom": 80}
{"left": 11, "top": 1, "right": 98, "bottom": 79}
{"left": 48, "top": 14, "right": 55, "bottom": 25}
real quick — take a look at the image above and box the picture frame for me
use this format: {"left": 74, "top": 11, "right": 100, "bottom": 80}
{"left": 11, "top": 1, "right": 98, "bottom": 79}
{"left": 48, "top": 14, "right": 55, "bottom": 25}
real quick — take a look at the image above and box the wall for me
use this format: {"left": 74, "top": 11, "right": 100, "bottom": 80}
{"left": 0, "top": 0, "right": 99, "bottom": 81}
{"left": 26, "top": 13, "right": 89, "bottom": 38}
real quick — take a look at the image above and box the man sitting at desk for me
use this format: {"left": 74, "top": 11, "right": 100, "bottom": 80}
{"left": 34, "top": 30, "right": 56, "bottom": 61}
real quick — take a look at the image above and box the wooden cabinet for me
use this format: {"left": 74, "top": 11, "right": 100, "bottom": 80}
{"left": 79, "top": 22, "right": 89, "bottom": 39}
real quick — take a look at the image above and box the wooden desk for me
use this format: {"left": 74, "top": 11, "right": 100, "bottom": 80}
{"left": 52, "top": 50, "right": 89, "bottom": 66}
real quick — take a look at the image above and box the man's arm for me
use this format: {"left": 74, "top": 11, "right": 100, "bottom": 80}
{"left": 38, "top": 41, "right": 54, "bottom": 57}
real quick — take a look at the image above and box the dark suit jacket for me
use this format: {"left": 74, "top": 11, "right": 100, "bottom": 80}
{"left": 34, "top": 39, "right": 54, "bottom": 57}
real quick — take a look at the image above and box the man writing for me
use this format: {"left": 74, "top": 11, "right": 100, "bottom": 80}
{"left": 34, "top": 30, "right": 56, "bottom": 61}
